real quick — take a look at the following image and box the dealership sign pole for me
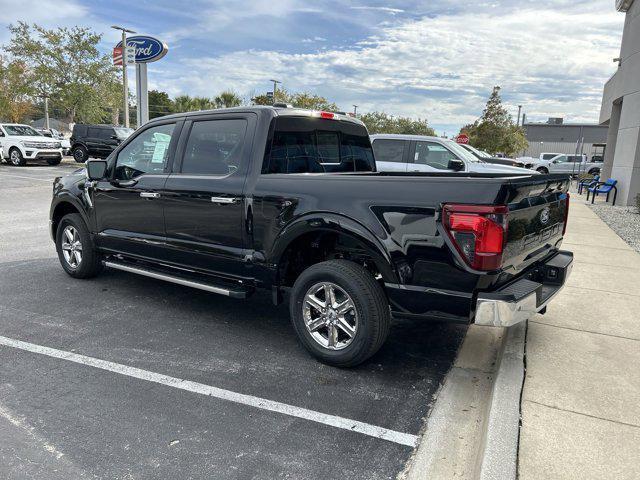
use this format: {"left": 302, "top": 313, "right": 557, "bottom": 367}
{"left": 116, "top": 36, "right": 169, "bottom": 127}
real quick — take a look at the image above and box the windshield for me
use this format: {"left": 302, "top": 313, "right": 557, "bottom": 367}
{"left": 114, "top": 127, "right": 134, "bottom": 139}
{"left": 443, "top": 139, "right": 483, "bottom": 163}
{"left": 463, "top": 143, "right": 488, "bottom": 159}
{"left": 3, "top": 125, "right": 41, "bottom": 136}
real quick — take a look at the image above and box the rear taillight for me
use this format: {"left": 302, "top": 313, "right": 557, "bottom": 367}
{"left": 442, "top": 204, "right": 508, "bottom": 271}
{"left": 319, "top": 111, "right": 335, "bottom": 119}
{"left": 562, "top": 192, "right": 570, "bottom": 235}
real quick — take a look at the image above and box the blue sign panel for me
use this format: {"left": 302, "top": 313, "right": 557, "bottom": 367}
{"left": 116, "top": 36, "right": 168, "bottom": 63}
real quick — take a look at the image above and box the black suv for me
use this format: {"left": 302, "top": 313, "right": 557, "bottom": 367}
{"left": 70, "top": 124, "right": 133, "bottom": 163}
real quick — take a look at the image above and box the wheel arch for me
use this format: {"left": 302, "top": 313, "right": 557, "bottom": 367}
{"left": 270, "top": 213, "right": 398, "bottom": 288}
{"left": 51, "top": 197, "right": 91, "bottom": 239}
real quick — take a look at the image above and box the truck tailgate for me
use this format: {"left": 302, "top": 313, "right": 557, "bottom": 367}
{"left": 501, "top": 174, "right": 570, "bottom": 271}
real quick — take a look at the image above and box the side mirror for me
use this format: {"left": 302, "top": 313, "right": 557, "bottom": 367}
{"left": 110, "top": 134, "right": 118, "bottom": 140}
{"left": 448, "top": 159, "right": 465, "bottom": 171}
{"left": 552, "top": 160, "right": 558, "bottom": 164}
{"left": 86, "top": 160, "right": 107, "bottom": 181}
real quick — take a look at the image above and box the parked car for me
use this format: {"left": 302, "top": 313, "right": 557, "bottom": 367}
{"left": 372, "top": 134, "right": 534, "bottom": 174}
{"left": 37, "top": 128, "right": 71, "bottom": 155}
{"left": 458, "top": 143, "right": 526, "bottom": 168}
{"left": 0, "top": 123, "right": 63, "bottom": 166}
{"left": 70, "top": 124, "right": 134, "bottom": 163}
{"left": 526, "top": 153, "right": 601, "bottom": 175}
{"left": 50, "top": 106, "right": 572, "bottom": 367}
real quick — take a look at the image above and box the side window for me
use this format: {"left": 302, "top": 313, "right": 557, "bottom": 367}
{"left": 87, "top": 127, "right": 101, "bottom": 138}
{"left": 181, "top": 119, "right": 247, "bottom": 175}
{"left": 554, "top": 155, "right": 568, "bottom": 163}
{"left": 98, "top": 128, "right": 114, "bottom": 140}
{"left": 415, "top": 141, "right": 458, "bottom": 170}
{"left": 372, "top": 139, "right": 406, "bottom": 163}
{"left": 114, "top": 123, "right": 175, "bottom": 180}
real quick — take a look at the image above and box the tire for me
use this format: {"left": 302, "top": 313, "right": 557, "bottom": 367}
{"left": 289, "top": 260, "right": 391, "bottom": 367}
{"left": 56, "top": 213, "right": 103, "bottom": 279}
{"left": 72, "top": 145, "right": 88, "bottom": 163}
{"left": 588, "top": 168, "right": 600, "bottom": 175}
{"left": 8, "top": 147, "right": 26, "bottom": 166}
{"left": 536, "top": 167, "right": 548, "bottom": 174}
{"left": 47, "top": 156, "right": 62, "bottom": 166}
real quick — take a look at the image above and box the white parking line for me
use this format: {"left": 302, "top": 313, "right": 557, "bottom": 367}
{"left": 0, "top": 173, "right": 55, "bottom": 182}
{"left": 0, "top": 335, "right": 419, "bottom": 448}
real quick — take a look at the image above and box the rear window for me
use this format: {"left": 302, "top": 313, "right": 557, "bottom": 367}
{"left": 262, "top": 117, "right": 375, "bottom": 174}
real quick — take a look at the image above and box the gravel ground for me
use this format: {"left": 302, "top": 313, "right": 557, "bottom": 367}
{"left": 588, "top": 202, "right": 640, "bottom": 253}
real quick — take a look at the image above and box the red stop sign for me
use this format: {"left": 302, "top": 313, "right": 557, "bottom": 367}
{"left": 455, "top": 134, "right": 469, "bottom": 144}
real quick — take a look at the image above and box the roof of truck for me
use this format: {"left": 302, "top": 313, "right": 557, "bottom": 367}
{"left": 155, "top": 105, "right": 365, "bottom": 126}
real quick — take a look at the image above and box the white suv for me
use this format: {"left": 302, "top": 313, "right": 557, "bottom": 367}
{"left": 0, "top": 123, "right": 63, "bottom": 166}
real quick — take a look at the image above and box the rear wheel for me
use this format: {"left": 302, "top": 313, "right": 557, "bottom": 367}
{"left": 536, "top": 167, "right": 548, "bottom": 174}
{"left": 9, "top": 148, "right": 26, "bottom": 166}
{"left": 56, "top": 213, "right": 103, "bottom": 278}
{"left": 72, "top": 145, "right": 88, "bottom": 163}
{"left": 289, "top": 260, "right": 391, "bottom": 367}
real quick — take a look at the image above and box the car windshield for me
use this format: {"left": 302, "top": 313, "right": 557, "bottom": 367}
{"left": 3, "top": 125, "right": 41, "bottom": 136}
{"left": 463, "top": 143, "right": 489, "bottom": 159}
{"left": 114, "top": 127, "right": 134, "bottom": 139}
{"left": 444, "top": 140, "right": 482, "bottom": 163}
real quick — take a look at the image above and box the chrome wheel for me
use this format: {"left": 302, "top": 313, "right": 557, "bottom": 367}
{"left": 10, "top": 150, "right": 21, "bottom": 165}
{"left": 61, "top": 225, "right": 83, "bottom": 268}
{"left": 303, "top": 282, "right": 358, "bottom": 350}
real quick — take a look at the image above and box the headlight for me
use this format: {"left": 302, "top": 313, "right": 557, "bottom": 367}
{"left": 54, "top": 142, "right": 61, "bottom": 148}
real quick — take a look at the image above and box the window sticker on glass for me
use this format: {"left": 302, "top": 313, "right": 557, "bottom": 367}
{"left": 151, "top": 132, "right": 171, "bottom": 163}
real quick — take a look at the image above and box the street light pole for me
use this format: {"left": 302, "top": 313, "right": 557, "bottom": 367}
{"left": 112, "top": 25, "right": 136, "bottom": 128}
{"left": 269, "top": 79, "right": 281, "bottom": 103}
{"left": 42, "top": 95, "right": 50, "bottom": 130}
{"left": 517, "top": 105, "right": 522, "bottom": 127}
{"left": 353, "top": 104, "right": 358, "bottom": 116}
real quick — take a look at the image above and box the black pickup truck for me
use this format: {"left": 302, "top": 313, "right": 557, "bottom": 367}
{"left": 50, "top": 106, "right": 572, "bottom": 367}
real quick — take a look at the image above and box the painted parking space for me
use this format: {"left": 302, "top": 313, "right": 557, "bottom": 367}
{"left": 0, "top": 163, "right": 466, "bottom": 479}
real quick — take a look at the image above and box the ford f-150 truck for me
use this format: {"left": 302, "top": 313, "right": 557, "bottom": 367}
{"left": 50, "top": 106, "right": 572, "bottom": 367}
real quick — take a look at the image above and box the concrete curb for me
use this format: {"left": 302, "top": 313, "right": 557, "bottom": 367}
{"left": 402, "top": 322, "right": 526, "bottom": 480}
{"left": 478, "top": 321, "right": 526, "bottom": 480}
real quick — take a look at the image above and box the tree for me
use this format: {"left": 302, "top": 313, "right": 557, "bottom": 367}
{"left": 252, "top": 86, "right": 337, "bottom": 111}
{"left": 461, "top": 86, "right": 528, "bottom": 156}
{"left": 360, "top": 111, "right": 435, "bottom": 136}
{"left": 148, "top": 89, "right": 173, "bottom": 119}
{"left": 4, "top": 22, "right": 121, "bottom": 124}
{"left": 0, "top": 56, "right": 35, "bottom": 122}
{"left": 214, "top": 90, "right": 242, "bottom": 108}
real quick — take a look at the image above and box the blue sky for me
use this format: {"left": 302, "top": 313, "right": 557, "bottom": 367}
{"left": 0, "top": 0, "right": 625, "bottom": 135}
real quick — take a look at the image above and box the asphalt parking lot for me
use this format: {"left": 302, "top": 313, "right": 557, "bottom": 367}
{"left": 0, "top": 159, "right": 467, "bottom": 480}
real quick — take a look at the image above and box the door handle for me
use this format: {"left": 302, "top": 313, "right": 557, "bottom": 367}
{"left": 140, "top": 192, "right": 160, "bottom": 199}
{"left": 211, "top": 196, "right": 239, "bottom": 204}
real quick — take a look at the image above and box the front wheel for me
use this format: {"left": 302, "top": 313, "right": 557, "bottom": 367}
{"left": 289, "top": 260, "right": 391, "bottom": 367}
{"left": 9, "top": 148, "right": 26, "bottom": 166}
{"left": 536, "top": 167, "right": 549, "bottom": 174}
{"left": 56, "top": 213, "right": 103, "bottom": 278}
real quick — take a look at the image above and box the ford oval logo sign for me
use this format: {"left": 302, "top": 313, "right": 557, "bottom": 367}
{"left": 116, "top": 36, "right": 168, "bottom": 63}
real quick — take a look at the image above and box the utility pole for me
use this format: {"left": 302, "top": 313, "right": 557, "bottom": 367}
{"left": 112, "top": 25, "right": 136, "bottom": 127}
{"left": 353, "top": 105, "right": 358, "bottom": 116}
{"left": 517, "top": 105, "right": 522, "bottom": 127}
{"left": 42, "top": 95, "right": 50, "bottom": 130}
{"left": 269, "top": 79, "right": 281, "bottom": 103}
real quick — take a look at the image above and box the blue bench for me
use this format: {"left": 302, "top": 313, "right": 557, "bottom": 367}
{"left": 587, "top": 179, "right": 618, "bottom": 206}
{"left": 578, "top": 174, "right": 599, "bottom": 195}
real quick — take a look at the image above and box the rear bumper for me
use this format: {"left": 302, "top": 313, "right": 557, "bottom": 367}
{"left": 474, "top": 250, "right": 573, "bottom": 327}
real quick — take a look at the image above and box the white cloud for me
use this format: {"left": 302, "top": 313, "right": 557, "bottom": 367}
{"left": 350, "top": 6, "right": 405, "bottom": 14}
{"left": 156, "top": 2, "right": 623, "bottom": 131}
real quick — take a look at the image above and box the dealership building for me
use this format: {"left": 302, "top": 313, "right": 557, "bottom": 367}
{"left": 521, "top": 120, "right": 608, "bottom": 159}
{"left": 599, "top": 0, "right": 640, "bottom": 206}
